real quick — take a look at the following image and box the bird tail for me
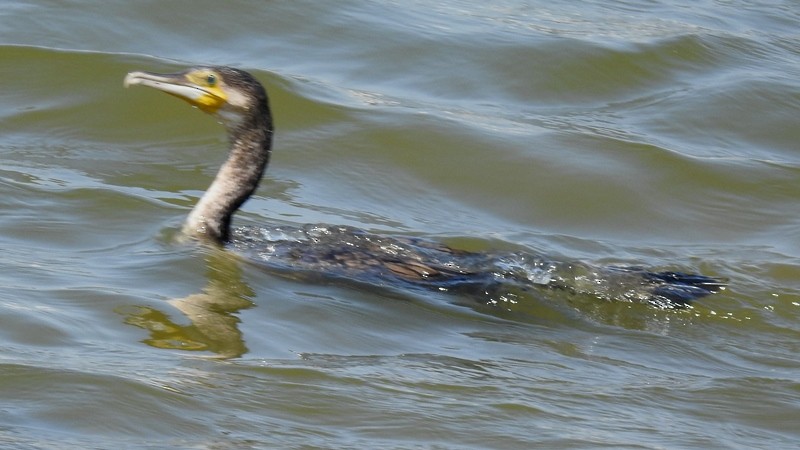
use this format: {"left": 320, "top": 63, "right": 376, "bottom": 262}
{"left": 643, "top": 271, "right": 726, "bottom": 308}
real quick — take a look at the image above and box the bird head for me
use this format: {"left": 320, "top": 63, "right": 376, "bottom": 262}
{"left": 124, "top": 66, "right": 269, "bottom": 129}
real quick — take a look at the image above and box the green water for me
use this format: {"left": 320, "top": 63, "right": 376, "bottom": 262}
{"left": 1, "top": 1, "right": 798, "bottom": 448}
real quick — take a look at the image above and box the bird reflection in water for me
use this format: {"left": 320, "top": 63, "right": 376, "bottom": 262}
{"left": 124, "top": 250, "right": 253, "bottom": 359}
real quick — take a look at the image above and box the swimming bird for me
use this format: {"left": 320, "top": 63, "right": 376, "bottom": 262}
{"left": 124, "top": 66, "right": 724, "bottom": 308}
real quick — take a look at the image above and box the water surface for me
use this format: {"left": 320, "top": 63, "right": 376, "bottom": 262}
{"left": 1, "top": 1, "right": 799, "bottom": 448}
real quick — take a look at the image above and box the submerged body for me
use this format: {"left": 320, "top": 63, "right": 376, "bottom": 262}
{"left": 230, "top": 223, "right": 721, "bottom": 307}
{"left": 124, "top": 66, "right": 724, "bottom": 308}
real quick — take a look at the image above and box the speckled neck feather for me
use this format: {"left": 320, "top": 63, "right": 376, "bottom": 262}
{"left": 183, "top": 70, "right": 273, "bottom": 243}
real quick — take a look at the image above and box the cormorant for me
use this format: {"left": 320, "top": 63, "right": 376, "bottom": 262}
{"left": 124, "top": 66, "right": 724, "bottom": 308}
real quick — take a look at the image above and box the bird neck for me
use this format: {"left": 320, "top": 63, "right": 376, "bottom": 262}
{"left": 184, "top": 115, "right": 273, "bottom": 244}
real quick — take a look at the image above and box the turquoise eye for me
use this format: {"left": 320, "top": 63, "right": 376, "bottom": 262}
{"left": 206, "top": 74, "right": 217, "bottom": 86}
